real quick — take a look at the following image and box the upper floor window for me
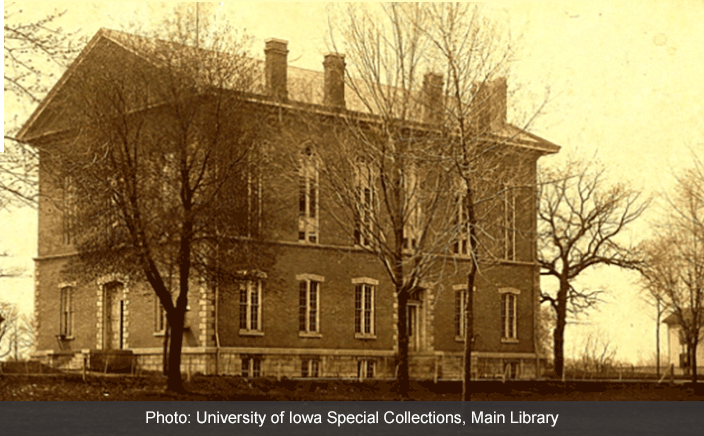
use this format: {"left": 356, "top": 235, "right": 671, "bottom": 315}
{"left": 499, "top": 288, "right": 520, "bottom": 342}
{"left": 298, "top": 146, "right": 319, "bottom": 244}
{"left": 239, "top": 279, "right": 263, "bottom": 334}
{"left": 453, "top": 188, "right": 470, "bottom": 256}
{"left": 353, "top": 278, "right": 377, "bottom": 338}
{"left": 297, "top": 274, "right": 323, "bottom": 337}
{"left": 354, "top": 159, "right": 376, "bottom": 247}
{"left": 403, "top": 164, "right": 421, "bottom": 251}
{"left": 503, "top": 185, "right": 516, "bottom": 261}
{"left": 61, "top": 174, "right": 77, "bottom": 245}
{"left": 59, "top": 286, "right": 73, "bottom": 337}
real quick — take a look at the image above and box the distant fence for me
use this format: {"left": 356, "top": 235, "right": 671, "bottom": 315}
{"left": 561, "top": 364, "right": 704, "bottom": 380}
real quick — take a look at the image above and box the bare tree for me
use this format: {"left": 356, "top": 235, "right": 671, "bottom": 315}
{"left": 640, "top": 160, "right": 704, "bottom": 383}
{"left": 27, "top": 15, "right": 273, "bottom": 391}
{"left": 639, "top": 271, "right": 670, "bottom": 377}
{"left": 3, "top": 2, "right": 79, "bottom": 208}
{"left": 538, "top": 157, "right": 648, "bottom": 378}
{"left": 536, "top": 305, "right": 556, "bottom": 363}
{"left": 0, "top": 302, "right": 33, "bottom": 360}
{"left": 327, "top": 3, "right": 547, "bottom": 399}
{"left": 324, "top": 3, "right": 460, "bottom": 398}
{"left": 419, "top": 2, "right": 546, "bottom": 401}
{"left": 567, "top": 331, "right": 617, "bottom": 377}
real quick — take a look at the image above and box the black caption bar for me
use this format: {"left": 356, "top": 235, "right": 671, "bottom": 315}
{"left": 2, "top": 401, "right": 702, "bottom": 436}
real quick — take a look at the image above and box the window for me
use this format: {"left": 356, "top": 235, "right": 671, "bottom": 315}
{"left": 239, "top": 280, "right": 262, "bottom": 334}
{"left": 503, "top": 185, "right": 516, "bottom": 260}
{"left": 454, "top": 286, "right": 468, "bottom": 339}
{"left": 301, "top": 358, "right": 320, "bottom": 378}
{"left": 499, "top": 288, "right": 519, "bottom": 342}
{"left": 353, "top": 278, "right": 377, "bottom": 338}
{"left": 357, "top": 360, "right": 375, "bottom": 380}
{"left": 61, "top": 175, "right": 77, "bottom": 244}
{"left": 298, "top": 147, "right": 319, "bottom": 244}
{"left": 241, "top": 356, "right": 261, "bottom": 378}
{"left": 403, "top": 164, "right": 420, "bottom": 251}
{"left": 59, "top": 286, "right": 73, "bottom": 337}
{"left": 453, "top": 190, "right": 470, "bottom": 255}
{"left": 154, "top": 298, "right": 167, "bottom": 334}
{"left": 354, "top": 160, "right": 376, "bottom": 247}
{"left": 297, "top": 274, "right": 323, "bottom": 336}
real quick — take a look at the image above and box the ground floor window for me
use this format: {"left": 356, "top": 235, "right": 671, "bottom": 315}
{"left": 353, "top": 278, "right": 377, "bottom": 338}
{"left": 239, "top": 279, "right": 262, "bottom": 333}
{"left": 154, "top": 298, "right": 167, "bottom": 334}
{"left": 59, "top": 286, "right": 73, "bottom": 337}
{"left": 499, "top": 288, "right": 520, "bottom": 342}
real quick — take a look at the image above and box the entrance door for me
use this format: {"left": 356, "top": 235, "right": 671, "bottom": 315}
{"left": 104, "top": 282, "right": 124, "bottom": 350}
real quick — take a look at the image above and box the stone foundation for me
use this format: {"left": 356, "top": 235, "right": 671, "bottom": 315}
{"left": 32, "top": 348, "right": 538, "bottom": 380}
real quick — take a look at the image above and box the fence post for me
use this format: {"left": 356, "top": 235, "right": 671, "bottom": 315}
{"left": 670, "top": 363, "right": 675, "bottom": 383}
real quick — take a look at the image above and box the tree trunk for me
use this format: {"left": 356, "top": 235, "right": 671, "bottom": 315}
{"left": 162, "top": 323, "right": 170, "bottom": 376}
{"left": 166, "top": 307, "right": 185, "bottom": 392}
{"left": 553, "top": 281, "right": 569, "bottom": 378}
{"left": 462, "top": 267, "right": 476, "bottom": 401}
{"left": 655, "top": 301, "right": 660, "bottom": 378}
{"left": 397, "top": 289, "right": 410, "bottom": 398}
{"left": 690, "top": 339, "right": 698, "bottom": 384}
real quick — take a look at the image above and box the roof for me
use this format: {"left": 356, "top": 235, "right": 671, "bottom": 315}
{"left": 663, "top": 309, "right": 703, "bottom": 326}
{"left": 18, "top": 28, "right": 561, "bottom": 154}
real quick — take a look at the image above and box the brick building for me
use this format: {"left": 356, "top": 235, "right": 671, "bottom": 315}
{"left": 19, "top": 29, "right": 559, "bottom": 379}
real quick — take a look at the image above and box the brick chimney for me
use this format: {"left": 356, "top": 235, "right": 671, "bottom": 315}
{"left": 422, "top": 73, "right": 444, "bottom": 124}
{"left": 472, "top": 78, "right": 507, "bottom": 132}
{"left": 265, "top": 39, "right": 288, "bottom": 100}
{"left": 490, "top": 77, "right": 507, "bottom": 130}
{"left": 323, "top": 53, "right": 346, "bottom": 108}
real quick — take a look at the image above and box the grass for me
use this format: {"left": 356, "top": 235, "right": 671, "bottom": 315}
{"left": 1, "top": 374, "right": 703, "bottom": 401}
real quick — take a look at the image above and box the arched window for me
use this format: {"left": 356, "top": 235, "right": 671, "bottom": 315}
{"left": 298, "top": 145, "right": 319, "bottom": 243}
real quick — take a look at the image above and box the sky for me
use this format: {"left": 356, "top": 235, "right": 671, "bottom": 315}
{"left": 2, "top": 1, "right": 703, "bottom": 365}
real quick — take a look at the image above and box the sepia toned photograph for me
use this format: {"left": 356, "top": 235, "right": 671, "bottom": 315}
{"left": 2, "top": 1, "right": 703, "bottom": 410}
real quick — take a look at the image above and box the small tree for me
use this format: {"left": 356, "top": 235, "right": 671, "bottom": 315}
{"left": 0, "top": 302, "right": 33, "bottom": 360}
{"left": 538, "top": 158, "right": 648, "bottom": 377}
{"left": 640, "top": 160, "right": 704, "bottom": 383}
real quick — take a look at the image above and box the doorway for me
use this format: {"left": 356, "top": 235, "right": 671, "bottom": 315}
{"left": 103, "top": 282, "right": 124, "bottom": 350}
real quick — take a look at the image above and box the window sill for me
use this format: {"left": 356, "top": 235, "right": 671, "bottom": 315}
{"left": 56, "top": 335, "right": 75, "bottom": 341}
{"left": 299, "top": 332, "right": 322, "bottom": 339}
{"left": 455, "top": 335, "right": 465, "bottom": 343}
{"left": 501, "top": 338, "right": 519, "bottom": 344}
{"left": 354, "top": 333, "right": 377, "bottom": 340}
{"left": 153, "top": 331, "right": 166, "bottom": 337}
{"left": 239, "top": 330, "right": 264, "bottom": 337}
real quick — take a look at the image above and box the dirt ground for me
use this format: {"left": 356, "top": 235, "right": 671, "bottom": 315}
{"left": 1, "top": 374, "right": 703, "bottom": 401}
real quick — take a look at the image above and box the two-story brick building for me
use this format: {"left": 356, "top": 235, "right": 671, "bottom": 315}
{"left": 19, "top": 29, "right": 559, "bottom": 380}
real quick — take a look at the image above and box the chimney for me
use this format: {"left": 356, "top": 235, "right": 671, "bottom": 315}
{"left": 472, "top": 78, "right": 507, "bottom": 132}
{"left": 265, "top": 39, "right": 288, "bottom": 100}
{"left": 323, "top": 53, "right": 346, "bottom": 108}
{"left": 422, "top": 73, "right": 444, "bottom": 124}
{"left": 490, "top": 77, "right": 507, "bottom": 130}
